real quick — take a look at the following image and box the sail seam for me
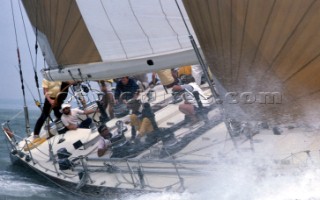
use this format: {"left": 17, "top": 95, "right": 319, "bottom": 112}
{"left": 128, "top": 0, "right": 154, "bottom": 54}
{"left": 49, "top": 0, "right": 52, "bottom": 50}
{"left": 53, "top": 0, "right": 59, "bottom": 60}
{"left": 206, "top": 1, "right": 219, "bottom": 70}
{"left": 39, "top": 2, "right": 48, "bottom": 51}
{"left": 229, "top": 0, "right": 236, "bottom": 91}
{"left": 264, "top": 0, "right": 317, "bottom": 75}
{"left": 235, "top": 0, "right": 249, "bottom": 85}
{"left": 57, "top": 18, "right": 83, "bottom": 65}
{"left": 56, "top": 0, "right": 74, "bottom": 63}
{"left": 159, "top": 0, "right": 183, "bottom": 49}
{"left": 283, "top": 51, "right": 320, "bottom": 84}
{"left": 100, "top": 0, "right": 128, "bottom": 59}
{"left": 249, "top": 0, "right": 276, "bottom": 72}
{"left": 217, "top": 0, "right": 226, "bottom": 74}
{"left": 230, "top": 0, "right": 233, "bottom": 89}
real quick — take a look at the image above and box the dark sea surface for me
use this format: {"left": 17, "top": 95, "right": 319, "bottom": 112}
{"left": 0, "top": 108, "right": 82, "bottom": 200}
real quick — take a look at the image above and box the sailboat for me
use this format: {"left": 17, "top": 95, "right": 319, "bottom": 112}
{"left": 2, "top": 0, "right": 216, "bottom": 197}
{"left": 2, "top": 0, "right": 320, "bottom": 198}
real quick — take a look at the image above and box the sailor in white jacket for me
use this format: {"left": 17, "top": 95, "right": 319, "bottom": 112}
{"left": 172, "top": 76, "right": 211, "bottom": 124}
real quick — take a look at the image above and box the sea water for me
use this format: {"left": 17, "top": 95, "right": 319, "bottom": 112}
{"left": 1, "top": 107, "right": 320, "bottom": 200}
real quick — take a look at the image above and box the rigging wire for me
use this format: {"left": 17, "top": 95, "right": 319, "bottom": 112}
{"left": 10, "top": 0, "right": 31, "bottom": 136}
{"left": 13, "top": 65, "right": 41, "bottom": 108}
{"left": 4, "top": 110, "right": 24, "bottom": 125}
{"left": 17, "top": 0, "right": 42, "bottom": 106}
{"left": 174, "top": 0, "right": 219, "bottom": 101}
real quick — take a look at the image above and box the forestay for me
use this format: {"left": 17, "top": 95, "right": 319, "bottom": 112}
{"left": 22, "top": 0, "right": 199, "bottom": 81}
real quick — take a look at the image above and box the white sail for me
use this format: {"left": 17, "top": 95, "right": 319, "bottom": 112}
{"left": 22, "top": 0, "right": 199, "bottom": 81}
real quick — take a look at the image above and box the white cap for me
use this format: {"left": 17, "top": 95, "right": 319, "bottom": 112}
{"left": 60, "top": 103, "right": 71, "bottom": 113}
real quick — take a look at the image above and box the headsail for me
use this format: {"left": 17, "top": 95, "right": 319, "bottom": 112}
{"left": 22, "top": 0, "right": 199, "bottom": 81}
{"left": 183, "top": 0, "right": 320, "bottom": 126}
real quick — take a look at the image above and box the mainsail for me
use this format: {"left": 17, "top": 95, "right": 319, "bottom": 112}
{"left": 22, "top": 0, "right": 199, "bottom": 81}
{"left": 183, "top": 0, "right": 320, "bottom": 126}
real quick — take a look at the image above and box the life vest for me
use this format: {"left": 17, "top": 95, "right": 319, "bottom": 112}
{"left": 178, "top": 65, "right": 192, "bottom": 77}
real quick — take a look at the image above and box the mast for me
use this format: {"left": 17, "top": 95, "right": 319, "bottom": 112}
{"left": 174, "top": 0, "right": 219, "bottom": 101}
{"left": 11, "top": 0, "right": 31, "bottom": 136}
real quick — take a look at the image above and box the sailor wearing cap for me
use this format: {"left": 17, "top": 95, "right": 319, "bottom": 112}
{"left": 60, "top": 103, "right": 96, "bottom": 130}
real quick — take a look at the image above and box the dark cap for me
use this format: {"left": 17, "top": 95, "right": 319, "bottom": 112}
{"left": 98, "top": 125, "right": 108, "bottom": 133}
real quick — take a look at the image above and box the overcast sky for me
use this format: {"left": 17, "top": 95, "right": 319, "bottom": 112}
{"left": 0, "top": 1, "right": 43, "bottom": 109}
